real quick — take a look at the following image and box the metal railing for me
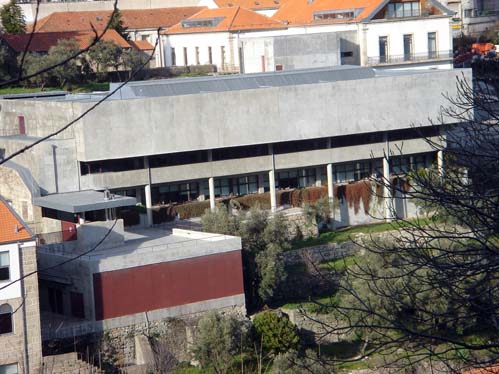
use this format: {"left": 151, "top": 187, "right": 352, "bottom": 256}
{"left": 367, "top": 50, "right": 453, "bottom": 66}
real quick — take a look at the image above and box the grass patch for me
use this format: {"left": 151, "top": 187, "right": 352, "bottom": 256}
{"left": 281, "top": 294, "right": 338, "bottom": 314}
{"left": 292, "top": 217, "right": 435, "bottom": 250}
{"left": 0, "top": 82, "right": 110, "bottom": 96}
{"left": 0, "top": 86, "right": 60, "bottom": 95}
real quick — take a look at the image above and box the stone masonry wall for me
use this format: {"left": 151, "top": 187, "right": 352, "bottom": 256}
{"left": 0, "top": 245, "right": 43, "bottom": 373}
{"left": 43, "top": 304, "right": 246, "bottom": 369}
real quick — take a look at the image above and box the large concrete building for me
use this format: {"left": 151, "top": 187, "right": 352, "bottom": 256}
{"left": 0, "top": 66, "right": 470, "bottom": 232}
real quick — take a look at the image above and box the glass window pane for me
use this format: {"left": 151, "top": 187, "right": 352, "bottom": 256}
{"left": 412, "top": 1, "right": 420, "bottom": 16}
{"left": 388, "top": 3, "right": 395, "bottom": 17}
{"left": 0, "top": 363, "right": 18, "bottom": 374}
{"left": 403, "top": 2, "right": 411, "bottom": 16}
{"left": 0, "top": 252, "right": 9, "bottom": 267}
{"left": 395, "top": 3, "right": 403, "bottom": 17}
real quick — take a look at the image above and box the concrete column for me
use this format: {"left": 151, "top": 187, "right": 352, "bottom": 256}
{"left": 326, "top": 163, "right": 334, "bottom": 202}
{"left": 78, "top": 212, "right": 86, "bottom": 225}
{"left": 437, "top": 150, "right": 444, "bottom": 177}
{"left": 258, "top": 174, "right": 265, "bottom": 193}
{"left": 269, "top": 169, "right": 277, "bottom": 212}
{"left": 144, "top": 156, "right": 153, "bottom": 226}
{"left": 209, "top": 177, "right": 216, "bottom": 211}
{"left": 144, "top": 184, "right": 153, "bottom": 226}
{"left": 383, "top": 156, "right": 392, "bottom": 222}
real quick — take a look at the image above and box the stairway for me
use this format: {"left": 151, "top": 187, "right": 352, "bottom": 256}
{"left": 43, "top": 352, "right": 102, "bottom": 374}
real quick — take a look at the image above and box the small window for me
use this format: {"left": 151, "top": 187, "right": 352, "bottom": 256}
{"left": 195, "top": 46, "right": 200, "bottom": 65}
{"left": 183, "top": 47, "right": 188, "bottom": 66}
{"left": 0, "top": 363, "right": 18, "bottom": 374}
{"left": 48, "top": 287, "right": 64, "bottom": 315}
{"left": 208, "top": 46, "right": 213, "bottom": 64}
{"left": 0, "top": 252, "right": 10, "bottom": 281}
{"left": 275, "top": 64, "right": 283, "bottom": 71}
{"left": 171, "top": 47, "right": 176, "bottom": 66}
{"left": 0, "top": 304, "right": 13, "bottom": 335}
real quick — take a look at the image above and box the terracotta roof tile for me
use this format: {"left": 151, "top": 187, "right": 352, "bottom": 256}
{"left": 29, "top": 7, "right": 205, "bottom": 33}
{"left": 0, "top": 198, "right": 32, "bottom": 244}
{"left": 272, "top": 0, "right": 386, "bottom": 26}
{"left": 165, "top": 6, "right": 286, "bottom": 34}
{"left": 463, "top": 365, "right": 499, "bottom": 374}
{"left": 1, "top": 30, "right": 130, "bottom": 53}
{"left": 128, "top": 39, "right": 154, "bottom": 50}
{"left": 214, "top": 0, "right": 286, "bottom": 10}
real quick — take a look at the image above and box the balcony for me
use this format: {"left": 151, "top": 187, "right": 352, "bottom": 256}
{"left": 367, "top": 50, "right": 453, "bottom": 66}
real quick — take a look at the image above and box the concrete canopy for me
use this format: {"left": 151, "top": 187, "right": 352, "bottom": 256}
{"left": 34, "top": 190, "right": 137, "bottom": 213}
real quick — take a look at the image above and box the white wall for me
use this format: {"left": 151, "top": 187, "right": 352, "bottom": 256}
{"left": 0, "top": 243, "right": 21, "bottom": 301}
{"left": 365, "top": 17, "right": 452, "bottom": 60}
{"left": 163, "top": 32, "right": 240, "bottom": 71}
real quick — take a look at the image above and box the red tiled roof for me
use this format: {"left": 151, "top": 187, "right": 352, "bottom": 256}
{"left": 0, "top": 198, "right": 32, "bottom": 244}
{"left": 29, "top": 7, "right": 205, "bottom": 33}
{"left": 1, "top": 30, "right": 130, "bottom": 53}
{"left": 128, "top": 40, "right": 154, "bottom": 51}
{"left": 463, "top": 365, "right": 499, "bottom": 374}
{"left": 272, "top": 0, "right": 386, "bottom": 26}
{"left": 214, "top": 0, "right": 286, "bottom": 10}
{"left": 166, "top": 6, "right": 286, "bottom": 34}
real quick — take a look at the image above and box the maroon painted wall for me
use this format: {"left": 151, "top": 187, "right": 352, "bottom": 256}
{"left": 93, "top": 250, "right": 244, "bottom": 320}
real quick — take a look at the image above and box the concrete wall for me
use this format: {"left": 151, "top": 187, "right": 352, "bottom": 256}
{"left": 240, "top": 32, "right": 343, "bottom": 73}
{"left": 73, "top": 69, "right": 463, "bottom": 161}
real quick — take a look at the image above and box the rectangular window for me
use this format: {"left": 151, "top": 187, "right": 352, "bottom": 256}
{"left": 379, "top": 36, "right": 388, "bottom": 63}
{"left": 428, "top": 32, "right": 437, "bottom": 58}
{"left": 0, "top": 305, "right": 13, "bottom": 335}
{"left": 0, "top": 364, "right": 18, "bottom": 374}
{"left": 0, "top": 252, "right": 9, "bottom": 281}
{"left": 208, "top": 46, "right": 213, "bottom": 64}
{"left": 70, "top": 292, "right": 85, "bottom": 319}
{"left": 171, "top": 47, "right": 176, "bottom": 66}
{"left": 183, "top": 47, "right": 188, "bottom": 66}
{"left": 195, "top": 46, "right": 200, "bottom": 65}
{"left": 48, "top": 287, "right": 64, "bottom": 315}
{"left": 403, "top": 34, "right": 413, "bottom": 61}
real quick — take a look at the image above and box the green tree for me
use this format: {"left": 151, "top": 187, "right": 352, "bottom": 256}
{"left": 45, "top": 39, "right": 81, "bottom": 87}
{"left": 253, "top": 310, "right": 300, "bottom": 356}
{"left": 108, "top": 9, "right": 127, "bottom": 36}
{"left": 191, "top": 311, "right": 242, "bottom": 374}
{"left": 312, "top": 76, "right": 499, "bottom": 370}
{"left": 0, "top": 44, "right": 16, "bottom": 81}
{"left": 0, "top": 0, "right": 26, "bottom": 34}
{"left": 121, "top": 48, "right": 148, "bottom": 78}
{"left": 21, "top": 39, "right": 81, "bottom": 88}
{"left": 87, "top": 40, "right": 123, "bottom": 73}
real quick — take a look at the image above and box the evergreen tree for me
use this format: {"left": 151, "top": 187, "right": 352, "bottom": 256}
{"left": 1, "top": 0, "right": 26, "bottom": 34}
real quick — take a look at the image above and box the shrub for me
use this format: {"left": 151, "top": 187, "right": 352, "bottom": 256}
{"left": 191, "top": 311, "right": 242, "bottom": 374}
{"left": 253, "top": 310, "right": 300, "bottom": 355}
{"left": 236, "top": 193, "right": 271, "bottom": 210}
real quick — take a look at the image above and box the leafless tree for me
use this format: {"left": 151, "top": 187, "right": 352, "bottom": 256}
{"left": 298, "top": 75, "right": 499, "bottom": 373}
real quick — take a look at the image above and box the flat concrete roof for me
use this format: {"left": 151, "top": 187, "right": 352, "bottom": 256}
{"left": 34, "top": 190, "right": 137, "bottom": 213}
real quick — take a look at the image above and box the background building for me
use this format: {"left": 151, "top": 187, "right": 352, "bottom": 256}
{"left": 0, "top": 197, "right": 42, "bottom": 374}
